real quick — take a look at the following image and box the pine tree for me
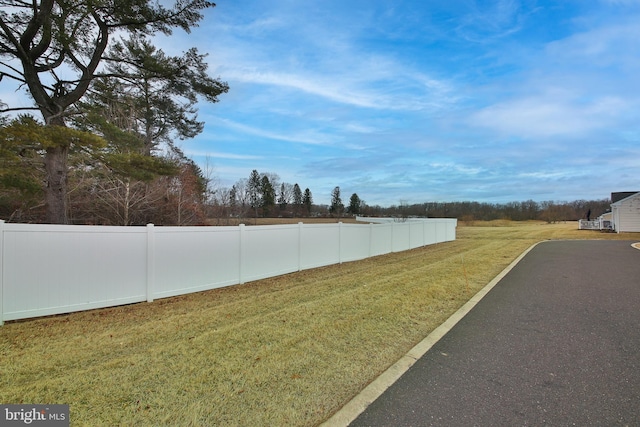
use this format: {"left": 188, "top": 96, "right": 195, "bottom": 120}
{"left": 0, "top": 116, "right": 103, "bottom": 221}
{"left": 261, "top": 175, "right": 275, "bottom": 217}
{"left": 347, "top": 193, "right": 362, "bottom": 216}
{"left": 330, "top": 186, "right": 344, "bottom": 218}
{"left": 303, "top": 188, "right": 313, "bottom": 217}
{"left": 293, "top": 184, "right": 303, "bottom": 216}
{"left": 248, "top": 170, "right": 262, "bottom": 220}
{"left": 278, "top": 183, "right": 288, "bottom": 212}
{"left": 0, "top": 0, "right": 226, "bottom": 223}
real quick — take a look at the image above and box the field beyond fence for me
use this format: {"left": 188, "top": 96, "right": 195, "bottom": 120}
{"left": 0, "top": 221, "right": 636, "bottom": 426}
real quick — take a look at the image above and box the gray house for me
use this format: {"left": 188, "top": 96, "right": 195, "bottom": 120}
{"left": 611, "top": 191, "right": 640, "bottom": 233}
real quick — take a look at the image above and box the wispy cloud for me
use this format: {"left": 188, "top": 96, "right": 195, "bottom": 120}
{"left": 454, "top": 0, "right": 526, "bottom": 43}
{"left": 465, "top": 11, "right": 640, "bottom": 139}
{"left": 469, "top": 94, "right": 628, "bottom": 138}
{"left": 184, "top": 150, "right": 262, "bottom": 161}
{"left": 214, "top": 118, "right": 337, "bottom": 146}
{"left": 205, "top": 3, "right": 461, "bottom": 116}
{"left": 225, "top": 69, "right": 382, "bottom": 109}
{"left": 544, "top": 20, "right": 640, "bottom": 68}
{"left": 221, "top": 60, "right": 457, "bottom": 113}
{"left": 600, "top": 0, "right": 640, "bottom": 5}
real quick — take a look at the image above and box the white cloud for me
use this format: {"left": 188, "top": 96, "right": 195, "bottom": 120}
{"left": 544, "top": 21, "right": 640, "bottom": 68}
{"left": 467, "top": 12, "right": 640, "bottom": 139}
{"left": 214, "top": 117, "right": 337, "bottom": 146}
{"left": 219, "top": 60, "right": 458, "bottom": 113}
{"left": 600, "top": 0, "right": 640, "bottom": 4}
{"left": 342, "top": 122, "right": 379, "bottom": 134}
{"left": 226, "top": 69, "right": 381, "bottom": 109}
{"left": 184, "top": 150, "right": 262, "bottom": 160}
{"left": 469, "top": 94, "right": 628, "bottom": 138}
{"left": 205, "top": 4, "right": 460, "bottom": 115}
{"left": 454, "top": 0, "right": 526, "bottom": 43}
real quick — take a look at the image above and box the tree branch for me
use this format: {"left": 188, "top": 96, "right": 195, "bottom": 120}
{"left": 21, "top": 0, "right": 54, "bottom": 59}
{"left": 60, "top": 10, "right": 109, "bottom": 108}
{"left": 0, "top": 105, "right": 43, "bottom": 114}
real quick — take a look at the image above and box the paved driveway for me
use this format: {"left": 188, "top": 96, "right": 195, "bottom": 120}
{"left": 349, "top": 240, "right": 640, "bottom": 426}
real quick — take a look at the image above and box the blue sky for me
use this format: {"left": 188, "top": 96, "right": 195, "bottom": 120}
{"left": 186, "top": 0, "right": 640, "bottom": 207}
{"left": 7, "top": 0, "right": 640, "bottom": 206}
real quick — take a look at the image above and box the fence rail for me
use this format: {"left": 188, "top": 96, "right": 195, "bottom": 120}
{"left": 0, "top": 218, "right": 457, "bottom": 325}
{"left": 578, "top": 219, "right": 612, "bottom": 231}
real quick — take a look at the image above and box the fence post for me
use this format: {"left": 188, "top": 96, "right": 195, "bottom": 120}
{"left": 338, "top": 222, "right": 343, "bottom": 264}
{"left": 422, "top": 220, "right": 427, "bottom": 247}
{"left": 298, "top": 222, "right": 303, "bottom": 271}
{"left": 239, "top": 224, "right": 245, "bottom": 284}
{"left": 146, "top": 223, "right": 155, "bottom": 303}
{"left": 391, "top": 221, "right": 396, "bottom": 253}
{"left": 0, "top": 220, "right": 4, "bottom": 326}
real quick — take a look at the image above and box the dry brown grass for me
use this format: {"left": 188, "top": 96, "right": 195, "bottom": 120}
{"left": 1, "top": 221, "right": 637, "bottom": 426}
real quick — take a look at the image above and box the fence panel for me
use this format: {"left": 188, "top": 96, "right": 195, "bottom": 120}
{"left": 1, "top": 218, "right": 457, "bottom": 324}
{"left": 241, "top": 224, "right": 300, "bottom": 283}
{"left": 300, "top": 224, "right": 341, "bottom": 269}
{"left": 445, "top": 220, "right": 456, "bottom": 241}
{"left": 409, "top": 221, "right": 425, "bottom": 249}
{"left": 153, "top": 226, "right": 241, "bottom": 299}
{"left": 578, "top": 219, "right": 600, "bottom": 230}
{"left": 369, "top": 223, "right": 393, "bottom": 256}
{"left": 340, "top": 223, "right": 371, "bottom": 263}
{"left": 436, "top": 220, "right": 447, "bottom": 242}
{"left": 1, "top": 224, "right": 147, "bottom": 321}
{"left": 392, "top": 222, "right": 411, "bottom": 252}
{"left": 423, "top": 220, "right": 437, "bottom": 245}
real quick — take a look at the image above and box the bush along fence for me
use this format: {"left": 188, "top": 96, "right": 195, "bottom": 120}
{"left": 0, "top": 217, "right": 457, "bottom": 325}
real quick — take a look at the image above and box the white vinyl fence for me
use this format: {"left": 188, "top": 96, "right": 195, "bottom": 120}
{"left": 0, "top": 218, "right": 457, "bottom": 325}
{"left": 578, "top": 219, "right": 613, "bottom": 231}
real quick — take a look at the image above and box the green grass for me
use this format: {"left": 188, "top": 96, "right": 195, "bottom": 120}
{"left": 0, "top": 221, "right": 637, "bottom": 426}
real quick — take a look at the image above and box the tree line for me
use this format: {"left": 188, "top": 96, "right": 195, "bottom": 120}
{"left": 360, "top": 199, "right": 612, "bottom": 223}
{"left": 206, "top": 175, "right": 372, "bottom": 224}
{"left": 207, "top": 177, "right": 610, "bottom": 224}
{"left": 206, "top": 170, "right": 313, "bottom": 224}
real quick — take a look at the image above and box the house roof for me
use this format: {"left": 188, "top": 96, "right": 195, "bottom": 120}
{"left": 611, "top": 191, "right": 640, "bottom": 206}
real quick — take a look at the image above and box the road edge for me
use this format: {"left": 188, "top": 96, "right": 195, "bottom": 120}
{"left": 320, "top": 241, "right": 544, "bottom": 427}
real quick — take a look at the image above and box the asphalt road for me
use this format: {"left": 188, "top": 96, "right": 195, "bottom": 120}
{"left": 349, "top": 240, "right": 640, "bottom": 426}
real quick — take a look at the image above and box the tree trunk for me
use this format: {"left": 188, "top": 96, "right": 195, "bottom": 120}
{"left": 123, "top": 178, "right": 131, "bottom": 226}
{"left": 44, "top": 145, "right": 69, "bottom": 224}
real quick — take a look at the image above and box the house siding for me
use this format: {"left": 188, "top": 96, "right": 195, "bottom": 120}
{"left": 612, "top": 192, "right": 640, "bottom": 233}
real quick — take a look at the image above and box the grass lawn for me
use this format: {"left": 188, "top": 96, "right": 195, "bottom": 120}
{"left": 1, "top": 221, "right": 637, "bottom": 426}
